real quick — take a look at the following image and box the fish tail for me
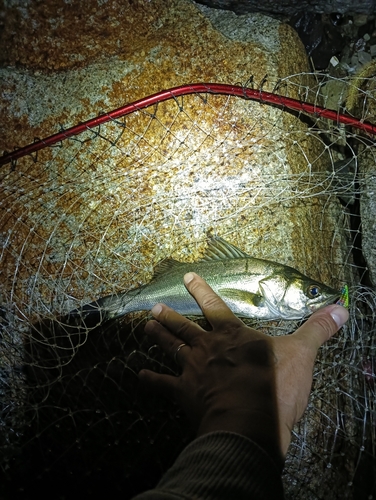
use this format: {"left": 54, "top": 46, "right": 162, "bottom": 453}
{"left": 69, "top": 288, "right": 141, "bottom": 324}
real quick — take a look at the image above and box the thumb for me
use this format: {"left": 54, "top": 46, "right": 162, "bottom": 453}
{"left": 293, "top": 304, "right": 349, "bottom": 350}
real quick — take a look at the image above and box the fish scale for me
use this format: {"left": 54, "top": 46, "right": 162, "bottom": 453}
{"left": 74, "top": 238, "right": 340, "bottom": 322}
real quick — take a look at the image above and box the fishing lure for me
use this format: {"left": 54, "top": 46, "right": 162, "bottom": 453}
{"left": 336, "top": 284, "right": 349, "bottom": 308}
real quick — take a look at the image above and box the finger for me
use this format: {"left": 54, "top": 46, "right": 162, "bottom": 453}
{"left": 173, "top": 342, "right": 191, "bottom": 367}
{"left": 149, "top": 302, "right": 203, "bottom": 345}
{"left": 145, "top": 315, "right": 192, "bottom": 366}
{"left": 184, "top": 273, "right": 242, "bottom": 328}
{"left": 292, "top": 304, "right": 349, "bottom": 350}
{"left": 138, "top": 369, "right": 178, "bottom": 397}
{"left": 184, "top": 272, "right": 243, "bottom": 328}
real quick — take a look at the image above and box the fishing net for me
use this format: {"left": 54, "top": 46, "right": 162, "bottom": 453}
{"left": 0, "top": 72, "right": 375, "bottom": 499}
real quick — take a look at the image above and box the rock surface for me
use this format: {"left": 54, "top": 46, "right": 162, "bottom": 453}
{"left": 0, "top": 0, "right": 349, "bottom": 309}
{"left": 0, "top": 1, "right": 364, "bottom": 499}
{"left": 347, "top": 60, "right": 376, "bottom": 286}
{"left": 195, "top": 0, "right": 376, "bottom": 17}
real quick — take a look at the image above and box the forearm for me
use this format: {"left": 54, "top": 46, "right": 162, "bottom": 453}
{"left": 197, "top": 408, "right": 285, "bottom": 471}
{"left": 132, "top": 431, "right": 285, "bottom": 500}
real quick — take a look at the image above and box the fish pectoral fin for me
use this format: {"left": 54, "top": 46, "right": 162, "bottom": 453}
{"left": 218, "top": 288, "right": 266, "bottom": 307}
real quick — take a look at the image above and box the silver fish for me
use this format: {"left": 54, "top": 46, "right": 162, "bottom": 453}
{"left": 76, "top": 237, "right": 340, "bottom": 321}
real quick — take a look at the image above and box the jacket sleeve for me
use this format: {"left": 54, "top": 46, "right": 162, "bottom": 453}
{"left": 132, "top": 431, "right": 285, "bottom": 500}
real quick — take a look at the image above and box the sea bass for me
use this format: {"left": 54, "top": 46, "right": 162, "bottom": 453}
{"left": 76, "top": 237, "right": 340, "bottom": 321}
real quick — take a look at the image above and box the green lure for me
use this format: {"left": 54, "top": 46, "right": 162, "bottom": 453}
{"left": 336, "top": 285, "right": 349, "bottom": 308}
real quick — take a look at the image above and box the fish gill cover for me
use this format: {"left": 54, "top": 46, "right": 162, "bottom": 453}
{"left": 0, "top": 74, "right": 375, "bottom": 500}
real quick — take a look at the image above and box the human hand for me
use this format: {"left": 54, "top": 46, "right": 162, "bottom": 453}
{"left": 139, "top": 272, "right": 349, "bottom": 464}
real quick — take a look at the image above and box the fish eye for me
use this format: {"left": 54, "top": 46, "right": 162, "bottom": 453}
{"left": 308, "top": 285, "right": 321, "bottom": 298}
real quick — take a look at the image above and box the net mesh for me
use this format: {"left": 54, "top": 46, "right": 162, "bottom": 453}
{"left": 1, "top": 72, "right": 375, "bottom": 499}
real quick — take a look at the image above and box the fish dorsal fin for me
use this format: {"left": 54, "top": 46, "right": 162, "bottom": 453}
{"left": 153, "top": 258, "right": 183, "bottom": 277}
{"left": 200, "top": 237, "right": 250, "bottom": 262}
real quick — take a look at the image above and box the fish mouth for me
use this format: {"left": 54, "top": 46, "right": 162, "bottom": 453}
{"left": 309, "top": 293, "right": 341, "bottom": 312}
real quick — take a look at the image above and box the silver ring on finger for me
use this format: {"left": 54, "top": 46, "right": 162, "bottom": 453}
{"left": 174, "top": 343, "right": 187, "bottom": 365}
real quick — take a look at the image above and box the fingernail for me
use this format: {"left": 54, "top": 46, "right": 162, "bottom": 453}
{"left": 329, "top": 305, "right": 349, "bottom": 328}
{"left": 184, "top": 272, "right": 195, "bottom": 284}
{"left": 138, "top": 369, "right": 149, "bottom": 381}
{"left": 151, "top": 303, "right": 162, "bottom": 317}
{"left": 144, "top": 321, "right": 154, "bottom": 334}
